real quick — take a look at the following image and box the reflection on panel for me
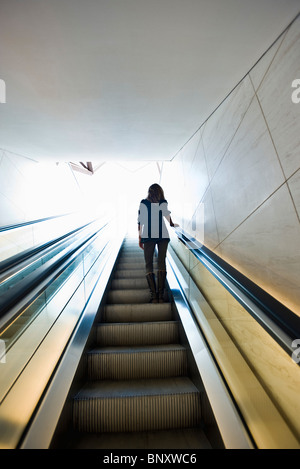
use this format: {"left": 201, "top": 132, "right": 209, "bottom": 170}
{"left": 0, "top": 212, "right": 95, "bottom": 263}
{"left": 168, "top": 228, "right": 300, "bottom": 448}
{"left": 0, "top": 218, "right": 123, "bottom": 449}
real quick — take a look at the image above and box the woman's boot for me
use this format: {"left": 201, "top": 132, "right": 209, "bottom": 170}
{"left": 146, "top": 272, "right": 158, "bottom": 303}
{"left": 157, "top": 270, "right": 167, "bottom": 303}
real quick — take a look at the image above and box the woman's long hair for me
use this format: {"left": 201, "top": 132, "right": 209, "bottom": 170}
{"left": 147, "top": 184, "right": 165, "bottom": 203}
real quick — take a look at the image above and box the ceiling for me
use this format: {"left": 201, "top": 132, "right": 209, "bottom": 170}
{"left": 0, "top": 0, "right": 299, "bottom": 163}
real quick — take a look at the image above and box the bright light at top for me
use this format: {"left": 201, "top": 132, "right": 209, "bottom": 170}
{"left": 71, "top": 160, "right": 163, "bottom": 237}
{"left": 9, "top": 159, "right": 164, "bottom": 239}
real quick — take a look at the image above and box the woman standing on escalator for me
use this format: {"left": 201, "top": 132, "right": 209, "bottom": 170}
{"left": 137, "top": 183, "right": 176, "bottom": 303}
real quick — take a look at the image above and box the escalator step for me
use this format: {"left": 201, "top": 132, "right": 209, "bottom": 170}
{"left": 96, "top": 321, "right": 179, "bottom": 346}
{"left": 87, "top": 344, "right": 188, "bottom": 380}
{"left": 116, "top": 262, "right": 147, "bottom": 270}
{"left": 107, "top": 289, "right": 150, "bottom": 304}
{"left": 111, "top": 278, "right": 148, "bottom": 290}
{"left": 103, "top": 302, "right": 172, "bottom": 323}
{"left": 114, "top": 269, "right": 145, "bottom": 279}
{"left": 73, "top": 377, "right": 202, "bottom": 433}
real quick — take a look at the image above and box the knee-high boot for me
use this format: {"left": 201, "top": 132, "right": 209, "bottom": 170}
{"left": 146, "top": 272, "right": 158, "bottom": 303}
{"left": 157, "top": 270, "right": 167, "bottom": 303}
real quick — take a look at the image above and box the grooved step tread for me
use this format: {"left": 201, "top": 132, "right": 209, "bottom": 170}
{"left": 107, "top": 289, "right": 154, "bottom": 304}
{"left": 89, "top": 344, "right": 186, "bottom": 354}
{"left": 116, "top": 262, "right": 148, "bottom": 270}
{"left": 67, "top": 428, "right": 212, "bottom": 449}
{"left": 96, "top": 321, "right": 179, "bottom": 346}
{"left": 118, "top": 256, "right": 146, "bottom": 262}
{"left": 98, "top": 320, "right": 178, "bottom": 327}
{"left": 103, "top": 302, "right": 172, "bottom": 322}
{"left": 111, "top": 278, "right": 148, "bottom": 289}
{"left": 74, "top": 377, "right": 199, "bottom": 399}
{"left": 87, "top": 344, "right": 188, "bottom": 380}
{"left": 97, "top": 320, "right": 178, "bottom": 329}
{"left": 73, "top": 378, "right": 202, "bottom": 432}
{"left": 104, "top": 303, "right": 172, "bottom": 313}
{"left": 114, "top": 269, "right": 146, "bottom": 278}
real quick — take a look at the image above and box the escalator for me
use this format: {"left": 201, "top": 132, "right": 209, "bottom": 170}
{"left": 1, "top": 217, "right": 299, "bottom": 449}
{"left": 56, "top": 237, "right": 217, "bottom": 449}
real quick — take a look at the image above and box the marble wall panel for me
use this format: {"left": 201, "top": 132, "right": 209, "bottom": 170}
{"left": 201, "top": 75, "right": 256, "bottom": 181}
{"left": 160, "top": 158, "right": 185, "bottom": 225}
{"left": 256, "top": 15, "right": 300, "bottom": 179}
{"left": 210, "top": 94, "right": 285, "bottom": 242}
{"left": 250, "top": 31, "right": 287, "bottom": 92}
{"left": 287, "top": 168, "right": 300, "bottom": 220}
{"left": 162, "top": 15, "right": 300, "bottom": 316}
{"left": 183, "top": 136, "right": 209, "bottom": 214}
{"left": 200, "top": 187, "right": 220, "bottom": 250}
{"left": 177, "top": 129, "right": 202, "bottom": 180}
{"left": 215, "top": 183, "right": 300, "bottom": 314}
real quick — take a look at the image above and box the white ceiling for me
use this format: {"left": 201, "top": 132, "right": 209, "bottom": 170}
{"left": 0, "top": 0, "right": 299, "bottom": 163}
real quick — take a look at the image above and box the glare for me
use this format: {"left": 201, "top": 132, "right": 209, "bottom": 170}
{"left": 90, "top": 161, "right": 162, "bottom": 237}
{"left": 7, "top": 159, "right": 164, "bottom": 241}
{"left": 28, "top": 161, "right": 163, "bottom": 237}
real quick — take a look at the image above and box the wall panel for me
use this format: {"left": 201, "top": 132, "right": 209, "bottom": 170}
{"left": 162, "top": 15, "right": 300, "bottom": 314}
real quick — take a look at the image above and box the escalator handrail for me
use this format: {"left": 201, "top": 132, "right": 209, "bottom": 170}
{"left": 0, "top": 218, "right": 97, "bottom": 277}
{"left": 174, "top": 227, "right": 300, "bottom": 358}
{"left": 0, "top": 221, "right": 108, "bottom": 328}
{"left": 0, "top": 213, "right": 69, "bottom": 233}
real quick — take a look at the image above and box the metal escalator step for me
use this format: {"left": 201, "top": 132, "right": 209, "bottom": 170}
{"left": 119, "top": 250, "right": 143, "bottom": 256}
{"left": 117, "top": 256, "right": 156, "bottom": 265}
{"left": 73, "top": 377, "right": 202, "bottom": 433}
{"left": 121, "top": 244, "right": 140, "bottom": 250}
{"left": 116, "top": 262, "right": 147, "bottom": 270}
{"left": 118, "top": 255, "right": 145, "bottom": 263}
{"left": 87, "top": 344, "right": 188, "bottom": 380}
{"left": 103, "top": 303, "right": 172, "bottom": 323}
{"left": 114, "top": 269, "right": 145, "bottom": 279}
{"left": 107, "top": 289, "right": 150, "bottom": 304}
{"left": 117, "top": 261, "right": 145, "bottom": 269}
{"left": 111, "top": 278, "right": 148, "bottom": 290}
{"left": 96, "top": 321, "right": 179, "bottom": 346}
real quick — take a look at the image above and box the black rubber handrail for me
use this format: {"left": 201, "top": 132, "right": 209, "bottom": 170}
{"left": 174, "top": 227, "right": 300, "bottom": 359}
{"left": 0, "top": 222, "right": 107, "bottom": 323}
